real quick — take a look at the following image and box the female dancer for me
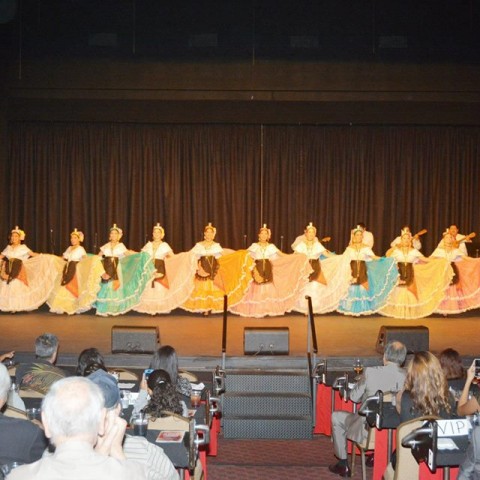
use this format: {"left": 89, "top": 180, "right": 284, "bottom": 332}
{"left": 292, "top": 222, "right": 351, "bottom": 314}
{"left": 337, "top": 225, "right": 397, "bottom": 316}
{"left": 380, "top": 230, "right": 452, "bottom": 319}
{"left": 95, "top": 224, "right": 154, "bottom": 316}
{"left": 134, "top": 224, "right": 196, "bottom": 315}
{"left": 48, "top": 228, "right": 104, "bottom": 314}
{"left": 181, "top": 222, "right": 225, "bottom": 314}
{"left": 0, "top": 226, "right": 57, "bottom": 312}
{"left": 230, "top": 224, "right": 311, "bottom": 317}
{"left": 182, "top": 222, "right": 254, "bottom": 314}
{"left": 431, "top": 232, "right": 480, "bottom": 314}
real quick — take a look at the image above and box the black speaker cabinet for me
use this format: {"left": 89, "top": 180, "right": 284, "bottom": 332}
{"left": 376, "top": 326, "right": 429, "bottom": 354}
{"left": 244, "top": 327, "right": 289, "bottom": 355}
{"left": 111, "top": 326, "right": 159, "bottom": 354}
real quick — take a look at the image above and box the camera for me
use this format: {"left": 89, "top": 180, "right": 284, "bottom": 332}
{"left": 144, "top": 368, "right": 154, "bottom": 379}
{"left": 474, "top": 359, "right": 480, "bottom": 378}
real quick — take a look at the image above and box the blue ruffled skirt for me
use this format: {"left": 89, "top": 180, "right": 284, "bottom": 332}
{"left": 338, "top": 257, "right": 397, "bottom": 316}
{"left": 95, "top": 252, "right": 155, "bottom": 316}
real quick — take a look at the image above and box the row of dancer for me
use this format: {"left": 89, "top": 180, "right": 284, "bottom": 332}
{"left": 0, "top": 222, "right": 478, "bottom": 318}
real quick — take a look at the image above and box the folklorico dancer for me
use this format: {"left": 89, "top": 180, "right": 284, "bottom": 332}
{"left": 181, "top": 222, "right": 253, "bottom": 314}
{"left": 338, "top": 225, "right": 397, "bottom": 316}
{"left": 48, "top": 228, "right": 104, "bottom": 315}
{"left": 293, "top": 222, "right": 351, "bottom": 314}
{"left": 134, "top": 223, "right": 196, "bottom": 315}
{"left": 0, "top": 226, "right": 57, "bottom": 312}
{"left": 230, "top": 224, "right": 312, "bottom": 318}
{"left": 95, "top": 224, "right": 155, "bottom": 316}
{"left": 431, "top": 231, "right": 480, "bottom": 314}
{"left": 380, "top": 229, "right": 452, "bottom": 319}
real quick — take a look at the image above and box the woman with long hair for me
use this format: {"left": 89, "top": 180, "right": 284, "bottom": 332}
{"left": 76, "top": 347, "right": 107, "bottom": 376}
{"left": 439, "top": 348, "right": 466, "bottom": 393}
{"left": 397, "top": 351, "right": 455, "bottom": 422}
{"left": 143, "top": 369, "right": 185, "bottom": 418}
{"left": 149, "top": 345, "right": 191, "bottom": 397}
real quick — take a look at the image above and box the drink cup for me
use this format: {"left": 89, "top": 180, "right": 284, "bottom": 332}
{"left": 190, "top": 389, "right": 202, "bottom": 408}
{"left": 26, "top": 407, "right": 41, "bottom": 422}
{"left": 132, "top": 413, "right": 148, "bottom": 437}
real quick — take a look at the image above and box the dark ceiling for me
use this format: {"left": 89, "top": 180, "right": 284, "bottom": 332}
{"left": 0, "top": 0, "right": 479, "bottom": 64}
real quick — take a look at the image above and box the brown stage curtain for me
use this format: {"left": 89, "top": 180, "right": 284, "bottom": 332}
{"left": 3, "top": 122, "right": 480, "bottom": 256}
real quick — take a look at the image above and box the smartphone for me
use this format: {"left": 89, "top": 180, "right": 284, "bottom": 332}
{"left": 475, "top": 359, "right": 480, "bottom": 378}
{"left": 144, "top": 368, "right": 154, "bottom": 379}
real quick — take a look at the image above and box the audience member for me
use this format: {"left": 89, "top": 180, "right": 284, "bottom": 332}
{"left": 149, "top": 346, "right": 191, "bottom": 397}
{"left": 329, "top": 341, "right": 407, "bottom": 477}
{"left": 0, "top": 351, "right": 15, "bottom": 363}
{"left": 15, "top": 333, "right": 66, "bottom": 394}
{"left": 8, "top": 376, "right": 147, "bottom": 480}
{"left": 458, "top": 362, "right": 480, "bottom": 417}
{"left": 439, "top": 348, "right": 466, "bottom": 393}
{"left": 0, "top": 363, "right": 48, "bottom": 466}
{"left": 88, "top": 369, "right": 179, "bottom": 480}
{"left": 134, "top": 369, "right": 187, "bottom": 418}
{"left": 397, "top": 351, "right": 455, "bottom": 422}
{"left": 76, "top": 347, "right": 107, "bottom": 376}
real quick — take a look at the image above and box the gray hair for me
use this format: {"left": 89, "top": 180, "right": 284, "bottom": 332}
{"left": 42, "top": 377, "right": 105, "bottom": 444}
{"left": 0, "top": 363, "right": 11, "bottom": 402}
{"left": 35, "top": 333, "right": 59, "bottom": 359}
{"left": 384, "top": 341, "right": 407, "bottom": 366}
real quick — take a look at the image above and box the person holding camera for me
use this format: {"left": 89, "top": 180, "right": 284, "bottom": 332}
{"left": 457, "top": 361, "right": 480, "bottom": 417}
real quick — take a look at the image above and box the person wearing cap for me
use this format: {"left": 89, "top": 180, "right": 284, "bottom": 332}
{"left": 337, "top": 225, "right": 397, "bottom": 316}
{"left": 293, "top": 223, "right": 351, "bottom": 314}
{"left": 95, "top": 224, "right": 155, "bottom": 316}
{"left": 230, "top": 224, "right": 312, "bottom": 318}
{"left": 0, "top": 226, "right": 57, "bottom": 312}
{"left": 134, "top": 224, "right": 195, "bottom": 315}
{"left": 48, "top": 228, "right": 104, "bottom": 315}
{"left": 88, "top": 369, "right": 179, "bottom": 480}
{"left": 0, "top": 363, "right": 48, "bottom": 467}
{"left": 8, "top": 376, "right": 147, "bottom": 480}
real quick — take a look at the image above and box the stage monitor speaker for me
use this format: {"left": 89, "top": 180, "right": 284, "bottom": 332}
{"left": 375, "top": 326, "right": 429, "bottom": 354}
{"left": 244, "top": 327, "right": 289, "bottom": 355}
{"left": 111, "top": 326, "right": 159, "bottom": 354}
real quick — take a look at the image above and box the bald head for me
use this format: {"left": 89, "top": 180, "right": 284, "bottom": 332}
{"left": 42, "top": 377, "right": 105, "bottom": 446}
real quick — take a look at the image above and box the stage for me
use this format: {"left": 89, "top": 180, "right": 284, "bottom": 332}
{"left": 1, "top": 306, "right": 478, "bottom": 370}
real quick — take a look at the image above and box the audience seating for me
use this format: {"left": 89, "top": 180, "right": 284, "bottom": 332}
{"left": 383, "top": 416, "right": 439, "bottom": 480}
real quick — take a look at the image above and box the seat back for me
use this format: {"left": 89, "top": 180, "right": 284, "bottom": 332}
{"left": 148, "top": 412, "right": 190, "bottom": 432}
{"left": 179, "top": 370, "right": 198, "bottom": 382}
{"left": 19, "top": 388, "right": 44, "bottom": 399}
{"left": 393, "top": 416, "right": 438, "bottom": 480}
{"left": 148, "top": 413, "right": 197, "bottom": 472}
{"left": 3, "top": 406, "right": 27, "bottom": 419}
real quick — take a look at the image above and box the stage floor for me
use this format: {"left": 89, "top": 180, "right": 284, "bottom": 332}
{"left": 1, "top": 307, "right": 478, "bottom": 361}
